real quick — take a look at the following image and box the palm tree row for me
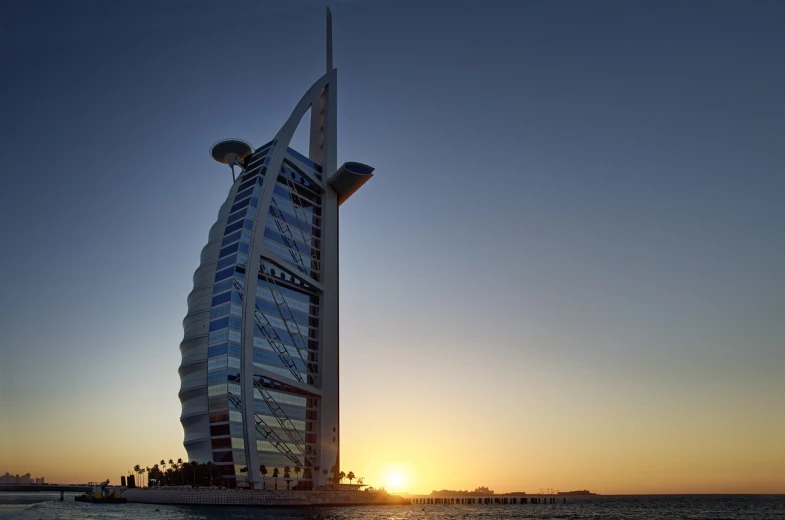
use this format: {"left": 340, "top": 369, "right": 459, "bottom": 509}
{"left": 130, "top": 459, "right": 364, "bottom": 490}
{"left": 130, "top": 460, "right": 226, "bottom": 488}
{"left": 261, "top": 465, "right": 362, "bottom": 489}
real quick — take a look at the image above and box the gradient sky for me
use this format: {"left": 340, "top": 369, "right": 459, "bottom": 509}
{"left": 1, "top": 0, "right": 784, "bottom": 494}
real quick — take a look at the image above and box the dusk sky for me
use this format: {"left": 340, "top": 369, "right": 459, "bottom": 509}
{"left": 1, "top": 0, "right": 784, "bottom": 494}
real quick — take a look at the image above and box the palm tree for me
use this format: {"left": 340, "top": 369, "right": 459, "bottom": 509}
{"left": 358, "top": 477, "right": 364, "bottom": 486}
{"left": 168, "top": 460, "right": 175, "bottom": 485}
{"left": 133, "top": 465, "right": 141, "bottom": 487}
{"left": 145, "top": 466, "right": 151, "bottom": 488}
{"left": 322, "top": 468, "right": 328, "bottom": 487}
{"left": 294, "top": 465, "right": 301, "bottom": 489}
{"left": 339, "top": 471, "right": 346, "bottom": 484}
{"left": 206, "top": 461, "right": 214, "bottom": 486}
{"left": 166, "top": 468, "right": 174, "bottom": 486}
{"left": 284, "top": 466, "right": 291, "bottom": 490}
{"left": 260, "top": 465, "right": 268, "bottom": 489}
{"left": 177, "top": 458, "right": 184, "bottom": 485}
{"left": 272, "top": 468, "right": 279, "bottom": 490}
{"left": 313, "top": 466, "right": 320, "bottom": 488}
{"left": 190, "top": 461, "right": 198, "bottom": 487}
{"left": 347, "top": 471, "right": 355, "bottom": 485}
{"left": 160, "top": 460, "right": 166, "bottom": 485}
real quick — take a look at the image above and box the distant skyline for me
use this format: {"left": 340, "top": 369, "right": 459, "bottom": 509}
{"left": 1, "top": 0, "right": 784, "bottom": 494}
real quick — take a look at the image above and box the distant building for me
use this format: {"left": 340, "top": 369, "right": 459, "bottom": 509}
{"left": 430, "top": 486, "right": 496, "bottom": 497}
{"left": 0, "top": 472, "right": 35, "bottom": 484}
{"left": 178, "top": 9, "right": 375, "bottom": 490}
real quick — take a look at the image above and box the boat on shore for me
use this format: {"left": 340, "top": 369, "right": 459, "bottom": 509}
{"left": 74, "top": 493, "right": 127, "bottom": 504}
{"left": 74, "top": 479, "right": 126, "bottom": 504}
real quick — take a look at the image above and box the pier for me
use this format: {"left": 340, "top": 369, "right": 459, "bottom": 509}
{"left": 409, "top": 495, "right": 565, "bottom": 505}
{"left": 122, "top": 488, "right": 410, "bottom": 507}
{"left": 0, "top": 484, "right": 93, "bottom": 502}
{"left": 0, "top": 484, "right": 90, "bottom": 493}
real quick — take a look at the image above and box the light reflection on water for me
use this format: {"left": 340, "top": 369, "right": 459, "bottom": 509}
{"left": 2, "top": 494, "right": 784, "bottom": 520}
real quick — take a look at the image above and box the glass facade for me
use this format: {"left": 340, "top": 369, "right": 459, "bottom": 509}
{"left": 193, "top": 141, "right": 324, "bottom": 488}
{"left": 182, "top": 51, "right": 366, "bottom": 490}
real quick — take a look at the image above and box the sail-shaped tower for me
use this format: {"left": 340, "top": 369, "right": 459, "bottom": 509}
{"left": 178, "top": 8, "right": 374, "bottom": 489}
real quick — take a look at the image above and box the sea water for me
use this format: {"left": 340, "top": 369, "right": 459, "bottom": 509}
{"left": 1, "top": 493, "right": 784, "bottom": 519}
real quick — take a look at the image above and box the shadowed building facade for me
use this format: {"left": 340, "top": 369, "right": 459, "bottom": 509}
{"left": 178, "top": 9, "right": 374, "bottom": 489}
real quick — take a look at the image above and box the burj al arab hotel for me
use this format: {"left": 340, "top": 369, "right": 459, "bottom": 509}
{"left": 178, "top": 8, "right": 374, "bottom": 489}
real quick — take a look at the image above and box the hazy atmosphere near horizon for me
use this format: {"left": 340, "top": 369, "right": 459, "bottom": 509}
{"left": 1, "top": 0, "right": 784, "bottom": 495}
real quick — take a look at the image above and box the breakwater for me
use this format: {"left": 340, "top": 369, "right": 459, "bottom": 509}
{"left": 411, "top": 495, "right": 564, "bottom": 505}
{"left": 123, "top": 488, "right": 409, "bottom": 507}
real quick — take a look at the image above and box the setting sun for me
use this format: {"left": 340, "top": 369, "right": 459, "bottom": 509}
{"left": 381, "top": 465, "right": 411, "bottom": 492}
{"left": 389, "top": 473, "right": 405, "bottom": 489}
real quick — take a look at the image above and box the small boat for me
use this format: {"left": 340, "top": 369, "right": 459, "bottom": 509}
{"left": 74, "top": 479, "right": 127, "bottom": 503}
{"left": 75, "top": 494, "right": 127, "bottom": 503}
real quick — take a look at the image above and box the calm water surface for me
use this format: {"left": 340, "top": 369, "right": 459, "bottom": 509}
{"left": 1, "top": 493, "right": 784, "bottom": 519}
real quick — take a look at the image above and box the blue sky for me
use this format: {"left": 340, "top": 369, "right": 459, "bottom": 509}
{"left": 0, "top": 0, "right": 783, "bottom": 492}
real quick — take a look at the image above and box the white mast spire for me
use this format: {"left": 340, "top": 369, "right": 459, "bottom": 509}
{"left": 326, "top": 6, "right": 333, "bottom": 72}
{"left": 310, "top": 7, "right": 335, "bottom": 167}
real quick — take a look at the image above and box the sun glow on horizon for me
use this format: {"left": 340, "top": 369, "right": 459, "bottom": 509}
{"left": 382, "top": 465, "right": 411, "bottom": 493}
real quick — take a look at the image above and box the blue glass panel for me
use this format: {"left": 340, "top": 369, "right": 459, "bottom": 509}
{"left": 273, "top": 184, "right": 290, "bottom": 199}
{"left": 256, "top": 325, "right": 302, "bottom": 349}
{"left": 255, "top": 298, "right": 278, "bottom": 316}
{"left": 286, "top": 146, "right": 322, "bottom": 172}
{"left": 241, "top": 169, "right": 261, "bottom": 182}
{"left": 230, "top": 422, "right": 245, "bottom": 437}
{"left": 277, "top": 178, "right": 321, "bottom": 206}
{"left": 243, "top": 220, "right": 253, "bottom": 230}
{"left": 234, "top": 186, "right": 254, "bottom": 201}
{"left": 231, "top": 197, "right": 251, "bottom": 214}
{"left": 250, "top": 197, "right": 258, "bottom": 208}
{"left": 214, "top": 267, "right": 235, "bottom": 282}
{"left": 217, "top": 254, "right": 237, "bottom": 270}
{"left": 212, "top": 292, "right": 232, "bottom": 306}
{"left": 252, "top": 397, "right": 307, "bottom": 420}
{"left": 254, "top": 298, "right": 310, "bottom": 328}
{"left": 224, "top": 220, "right": 245, "bottom": 235}
{"left": 263, "top": 228, "right": 311, "bottom": 256}
{"left": 213, "top": 279, "right": 234, "bottom": 295}
{"left": 209, "top": 344, "right": 228, "bottom": 357}
{"left": 278, "top": 284, "right": 313, "bottom": 304}
{"left": 229, "top": 316, "right": 242, "bottom": 330}
{"left": 239, "top": 242, "right": 249, "bottom": 254}
{"left": 222, "top": 231, "right": 242, "bottom": 247}
{"left": 227, "top": 210, "right": 246, "bottom": 225}
{"left": 238, "top": 177, "right": 258, "bottom": 193}
{"left": 210, "top": 317, "right": 230, "bottom": 331}
{"left": 228, "top": 343, "right": 241, "bottom": 356}
{"left": 268, "top": 207, "right": 313, "bottom": 234}
{"left": 210, "top": 304, "right": 230, "bottom": 319}
{"left": 219, "top": 242, "right": 240, "bottom": 258}
{"left": 254, "top": 349, "right": 307, "bottom": 372}
{"left": 208, "top": 370, "right": 228, "bottom": 384}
